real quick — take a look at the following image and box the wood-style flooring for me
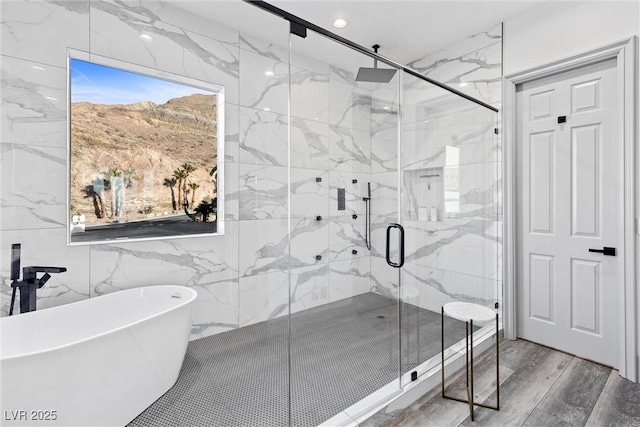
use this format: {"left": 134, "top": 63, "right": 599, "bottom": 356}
{"left": 368, "top": 339, "right": 640, "bottom": 427}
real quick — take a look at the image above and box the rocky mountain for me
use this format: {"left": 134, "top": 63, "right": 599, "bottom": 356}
{"left": 70, "top": 93, "right": 218, "bottom": 226}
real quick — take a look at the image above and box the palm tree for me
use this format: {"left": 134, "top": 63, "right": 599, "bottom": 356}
{"left": 180, "top": 162, "right": 196, "bottom": 204}
{"left": 188, "top": 182, "right": 200, "bottom": 207}
{"left": 173, "top": 168, "right": 188, "bottom": 207}
{"left": 163, "top": 177, "right": 177, "bottom": 211}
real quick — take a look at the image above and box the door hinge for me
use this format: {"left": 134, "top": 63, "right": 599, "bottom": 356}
{"left": 494, "top": 128, "right": 499, "bottom": 134}
{"left": 495, "top": 302, "right": 499, "bottom": 309}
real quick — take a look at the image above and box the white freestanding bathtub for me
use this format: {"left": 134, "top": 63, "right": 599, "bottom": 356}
{"left": 0, "top": 285, "right": 197, "bottom": 426}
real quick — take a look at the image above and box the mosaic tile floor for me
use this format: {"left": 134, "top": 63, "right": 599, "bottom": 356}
{"left": 129, "top": 292, "right": 468, "bottom": 427}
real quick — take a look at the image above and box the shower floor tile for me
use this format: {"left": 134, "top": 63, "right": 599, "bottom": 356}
{"left": 128, "top": 292, "right": 469, "bottom": 427}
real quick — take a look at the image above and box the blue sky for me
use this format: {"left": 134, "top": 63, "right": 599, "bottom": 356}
{"left": 71, "top": 59, "right": 215, "bottom": 105}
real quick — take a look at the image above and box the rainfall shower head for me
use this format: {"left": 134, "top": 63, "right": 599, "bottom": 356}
{"left": 356, "top": 44, "right": 398, "bottom": 83}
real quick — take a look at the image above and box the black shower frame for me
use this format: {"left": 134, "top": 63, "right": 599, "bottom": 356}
{"left": 243, "top": 0, "right": 499, "bottom": 113}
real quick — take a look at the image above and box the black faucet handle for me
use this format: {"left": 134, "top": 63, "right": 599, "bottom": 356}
{"left": 38, "top": 273, "right": 52, "bottom": 288}
{"left": 23, "top": 266, "right": 67, "bottom": 275}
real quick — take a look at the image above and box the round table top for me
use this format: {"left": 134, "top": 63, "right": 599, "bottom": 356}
{"left": 443, "top": 302, "right": 495, "bottom": 323}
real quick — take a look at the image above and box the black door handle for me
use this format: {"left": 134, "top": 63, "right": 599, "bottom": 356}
{"left": 589, "top": 247, "right": 616, "bottom": 256}
{"left": 386, "top": 223, "right": 405, "bottom": 268}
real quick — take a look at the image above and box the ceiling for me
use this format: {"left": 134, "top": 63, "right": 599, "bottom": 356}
{"left": 172, "top": 0, "right": 549, "bottom": 66}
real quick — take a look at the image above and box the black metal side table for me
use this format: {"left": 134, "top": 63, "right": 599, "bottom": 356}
{"left": 441, "top": 302, "right": 499, "bottom": 421}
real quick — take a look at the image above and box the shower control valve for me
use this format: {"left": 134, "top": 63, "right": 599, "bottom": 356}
{"left": 352, "top": 250, "right": 358, "bottom": 255}
{"left": 352, "top": 214, "right": 358, "bottom": 219}
{"left": 316, "top": 216, "right": 322, "bottom": 221}
{"left": 315, "top": 255, "right": 322, "bottom": 261}
{"left": 352, "top": 179, "right": 358, "bottom": 184}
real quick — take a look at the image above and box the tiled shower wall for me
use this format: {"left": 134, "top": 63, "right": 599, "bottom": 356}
{"left": 0, "top": 0, "right": 375, "bottom": 339}
{"left": 1, "top": 0, "right": 502, "bottom": 339}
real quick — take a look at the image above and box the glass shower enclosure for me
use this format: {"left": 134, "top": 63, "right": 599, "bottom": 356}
{"left": 131, "top": 1, "right": 501, "bottom": 425}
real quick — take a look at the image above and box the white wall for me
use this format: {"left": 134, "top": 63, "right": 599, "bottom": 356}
{"left": 503, "top": 0, "right": 639, "bottom": 75}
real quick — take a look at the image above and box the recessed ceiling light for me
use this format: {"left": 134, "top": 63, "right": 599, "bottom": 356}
{"left": 333, "top": 18, "right": 348, "bottom": 29}
{"left": 263, "top": 107, "right": 270, "bottom": 112}
{"left": 31, "top": 66, "right": 45, "bottom": 71}
{"left": 265, "top": 70, "right": 274, "bottom": 77}
{"left": 383, "top": 106, "right": 390, "bottom": 110}
{"left": 459, "top": 82, "right": 468, "bottom": 87}
{"left": 140, "top": 34, "right": 153, "bottom": 41}
{"left": 46, "top": 96, "right": 58, "bottom": 101}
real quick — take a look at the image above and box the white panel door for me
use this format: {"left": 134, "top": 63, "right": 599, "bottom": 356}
{"left": 516, "top": 59, "right": 619, "bottom": 367}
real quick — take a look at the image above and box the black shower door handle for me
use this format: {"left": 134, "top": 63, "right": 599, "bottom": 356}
{"left": 386, "top": 223, "right": 405, "bottom": 268}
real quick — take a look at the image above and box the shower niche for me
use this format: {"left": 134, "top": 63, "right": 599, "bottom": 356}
{"left": 405, "top": 165, "right": 461, "bottom": 222}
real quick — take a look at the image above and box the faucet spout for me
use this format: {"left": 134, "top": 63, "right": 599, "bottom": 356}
{"left": 7, "top": 244, "right": 68, "bottom": 315}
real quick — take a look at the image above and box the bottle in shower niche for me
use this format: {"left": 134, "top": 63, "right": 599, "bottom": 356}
{"left": 418, "top": 206, "right": 428, "bottom": 221}
{"left": 430, "top": 206, "right": 437, "bottom": 222}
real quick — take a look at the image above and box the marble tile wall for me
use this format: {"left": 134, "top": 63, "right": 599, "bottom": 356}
{"left": 0, "top": 0, "right": 377, "bottom": 339}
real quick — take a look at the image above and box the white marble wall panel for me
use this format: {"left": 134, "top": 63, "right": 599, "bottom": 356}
{"left": 371, "top": 128, "right": 399, "bottom": 174}
{"left": 1, "top": 143, "right": 67, "bottom": 230}
{"left": 401, "top": 264, "right": 498, "bottom": 313}
{"left": 239, "top": 32, "right": 288, "bottom": 63}
{"left": 1, "top": 0, "right": 89, "bottom": 67}
{"left": 90, "top": 1, "right": 240, "bottom": 104}
{"left": 290, "top": 217, "right": 329, "bottom": 267}
{"left": 90, "top": 222, "right": 239, "bottom": 294}
{"left": 290, "top": 264, "right": 330, "bottom": 314}
{"left": 239, "top": 48, "right": 288, "bottom": 114}
{"left": 403, "top": 116, "right": 497, "bottom": 171}
{"left": 328, "top": 257, "right": 371, "bottom": 303}
{"left": 1, "top": 57, "right": 67, "bottom": 147}
{"left": 329, "top": 126, "right": 371, "bottom": 173}
{"left": 190, "top": 279, "right": 239, "bottom": 339}
{"left": 291, "top": 168, "right": 328, "bottom": 218}
{"left": 370, "top": 172, "right": 398, "bottom": 217}
{"left": 369, "top": 215, "right": 399, "bottom": 260}
{"left": 291, "top": 48, "right": 332, "bottom": 76}
{"left": 223, "top": 162, "right": 239, "bottom": 221}
{"left": 0, "top": 229, "right": 90, "bottom": 315}
{"left": 371, "top": 84, "right": 399, "bottom": 133}
{"left": 239, "top": 107, "right": 287, "bottom": 166}
{"left": 290, "top": 117, "right": 329, "bottom": 170}
{"left": 329, "top": 216, "right": 368, "bottom": 263}
{"left": 402, "top": 218, "right": 500, "bottom": 281}
{"left": 141, "top": 1, "right": 240, "bottom": 46}
{"left": 238, "top": 164, "right": 287, "bottom": 220}
{"left": 224, "top": 103, "right": 240, "bottom": 163}
{"left": 238, "top": 270, "right": 289, "bottom": 327}
{"left": 329, "top": 79, "right": 371, "bottom": 132}
{"left": 328, "top": 171, "right": 370, "bottom": 217}
{"left": 238, "top": 218, "right": 288, "bottom": 277}
{"left": 407, "top": 24, "right": 501, "bottom": 72}
{"left": 291, "top": 67, "right": 329, "bottom": 122}
{"left": 370, "top": 255, "right": 399, "bottom": 299}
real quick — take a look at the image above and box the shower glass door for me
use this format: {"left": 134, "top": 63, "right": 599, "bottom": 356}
{"left": 399, "top": 71, "right": 501, "bottom": 378}
{"left": 287, "top": 30, "right": 403, "bottom": 425}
